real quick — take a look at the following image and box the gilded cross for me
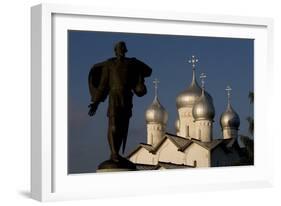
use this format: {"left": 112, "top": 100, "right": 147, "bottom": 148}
{"left": 153, "top": 78, "right": 160, "bottom": 97}
{"left": 200, "top": 72, "right": 207, "bottom": 89}
{"left": 225, "top": 85, "right": 232, "bottom": 104}
{"left": 188, "top": 55, "right": 199, "bottom": 69}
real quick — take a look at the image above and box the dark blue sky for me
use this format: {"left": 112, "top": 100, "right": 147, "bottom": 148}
{"left": 68, "top": 30, "right": 253, "bottom": 174}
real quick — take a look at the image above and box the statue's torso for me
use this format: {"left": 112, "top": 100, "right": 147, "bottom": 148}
{"left": 107, "top": 58, "right": 136, "bottom": 117}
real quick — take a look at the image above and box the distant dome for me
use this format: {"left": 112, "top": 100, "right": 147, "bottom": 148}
{"left": 175, "top": 119, "right": 180, "bottom": 132}
{"left": 145, "top": 96, "right": 168, "bottom": 124}
{"left": 192, "top": 90, "right": 215, "bottom": 121}
{"left": 220, "top": 104, "right": 240, "bottom": 129}
{"left": 176, "top": 70, "right": 212, "bottom": 109}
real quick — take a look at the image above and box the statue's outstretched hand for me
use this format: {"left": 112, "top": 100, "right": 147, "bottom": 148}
{"left": 88, "top": 102, "right": 99, "bottom": 116}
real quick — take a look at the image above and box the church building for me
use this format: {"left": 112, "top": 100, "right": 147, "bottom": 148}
{"left": 128, "top": 55, "right": 245, "bottom": 170}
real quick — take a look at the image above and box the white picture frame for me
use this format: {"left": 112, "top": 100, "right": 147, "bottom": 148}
{"left": 31, "top": 3, "right": 274, "bottom": 202}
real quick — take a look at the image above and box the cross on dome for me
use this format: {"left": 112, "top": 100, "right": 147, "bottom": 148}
{"left": 200, "top": 72, "right": 207, "bottom": 89}
{"left": 225, "top": 85, "right": 232, "bottom": 104}
{"left": 153, "top": 78, "right": 160, "bottom": 97}
{"left": 188, "top": 55, "right": 199, "bottom": 69}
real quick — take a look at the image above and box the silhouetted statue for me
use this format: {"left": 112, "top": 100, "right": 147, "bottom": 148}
{"left": 88, "top": 41, "right": 152, "bottom": 171}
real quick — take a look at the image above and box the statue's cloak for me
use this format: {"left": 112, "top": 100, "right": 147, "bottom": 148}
{"left": 88, "top": 60, "right": 109, "bottom": 103}
{"left": 88, "top": 57, "right": 152, "bottom": 103}
{"left": 88, "top": 57, "right": 152, "bottom": 154}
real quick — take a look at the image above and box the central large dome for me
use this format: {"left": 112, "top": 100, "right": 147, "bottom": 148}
{"left": 176, "top": 70, "right": 212, "bottom": 109}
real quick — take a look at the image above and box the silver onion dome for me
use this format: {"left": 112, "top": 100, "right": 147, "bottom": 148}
{"left": 176, "top": 70, "right": 212, "bottom": 109}
{"left": 192, "top": 90, "right": 215, "bottom": 121}
{"left": 145, "top": 96, "right": 168, "bottom": 125}
{"left": 220, "top": 103, "right": 240, "bottom": 129}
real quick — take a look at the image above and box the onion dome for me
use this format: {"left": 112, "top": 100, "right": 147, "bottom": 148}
{"left": 176, "top": 68, "right": 212, "bottom": 109}
{"left": 175, "top": 118, "right": 180, "bottom": 132}
{"left": 192, "top": 89, "right": 215, "bottom": 121}
{"left": 145, "top": 96, "right": 168, "bottom": 124}
{"left": 220, "top": 103, "right": 240, "bottom": 129}
{"left": 192, "top": 72, "right": 215, "bottom": 121}
{"left": 176, "top": 69, "right": 202, "bottom": 108}
{"left": 220, "top": 86, "right": 240, "bottom": 129}
{"left": 145, "top": 78, "right": 168, "bottom": 124}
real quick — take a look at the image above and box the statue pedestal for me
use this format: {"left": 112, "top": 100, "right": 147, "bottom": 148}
{"left": 96, "top": 157, "right": 136, "bottom": 173}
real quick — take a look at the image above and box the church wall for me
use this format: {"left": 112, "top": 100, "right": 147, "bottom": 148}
{"left": 178, "top": 107, "right": 196, "bottom": 138}
{"left": 129, "top": 148, "right": 156, "bottom": 165}
{"left": 195, "top": 120, "right": 212, "bottom": 142}
{"left": 184, "top": 143, "right": 210, "bottom": 167}
{"left": 156, "top": 139, "right": 186, "bottom": 165}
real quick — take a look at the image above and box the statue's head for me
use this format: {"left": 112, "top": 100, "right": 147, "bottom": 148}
{"left": 114, "top": 41, "right": 128, "bottom": 57}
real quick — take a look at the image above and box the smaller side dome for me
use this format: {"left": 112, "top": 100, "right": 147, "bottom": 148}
{"left": 145, "top": 97, "right": 168, "bottom": 125}
{"left": 192, "top": 91, "right": 215, "bottom": 121}
{"left": 220, "top": 104, "right": 240, "bottom": 129}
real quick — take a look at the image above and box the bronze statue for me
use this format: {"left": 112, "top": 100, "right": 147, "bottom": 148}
{"left": 88, "top": 41, "right": 152, "bottom": 171}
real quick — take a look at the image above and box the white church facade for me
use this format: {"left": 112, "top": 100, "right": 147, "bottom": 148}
{"left": 128, "top": 55, "right": 245, "bottom": 170}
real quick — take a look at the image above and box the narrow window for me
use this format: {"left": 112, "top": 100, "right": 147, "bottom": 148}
{"left": 186, "top": 125, "right": 189, "bottom": 137}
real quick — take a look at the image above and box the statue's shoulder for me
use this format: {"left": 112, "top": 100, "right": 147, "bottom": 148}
{"left": 91, "top": 58, "right": 115, "bottom": 70}
{"left": 93, "top": 57, "right": 116, "bottom": 64}
{"left": 107, "top": 57, "right": 116, "bottom": 61}
{"left": 128, "top": 57, "right": 141, "bottom": 64}
{"left": 129, "top": 57, "right": 138, "bottom": 61}
{"left": 106, "top": 57, "right": 117, "bottom": 63}
{"left": 102, "top": 58, "right": 116, "bottom": 67}
{"left": 129, "top": 57, "right": 152, "bottom": 77}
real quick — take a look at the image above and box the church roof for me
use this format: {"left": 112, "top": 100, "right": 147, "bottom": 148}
{"left": 191, "top": 139, "right": 223, "bottom": 150}
{"left": 127, "top": 132, "right": 240, "bottom": 158}
{"left": 167, "top": 134, "right": 193, "bottom": 150}
{"left": 134, "top": 161, "right": 194, "bottom": 170}
{"left": 127, "top": 142, "right": 155, "bottom": 158}
{"left": 134, "top": 163, "right": 160, "bottom": 170}
{"left": 151, "top": 133, "right": 193, "bottom": 153}
{"left": 166, "top": 133, "right": 240, "bottom": 152}
{"left": 139, "top": 143, "right": 155, "bottom": 152}
{"left": 158, "top": 161, "right": 194, "bottom": 169}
